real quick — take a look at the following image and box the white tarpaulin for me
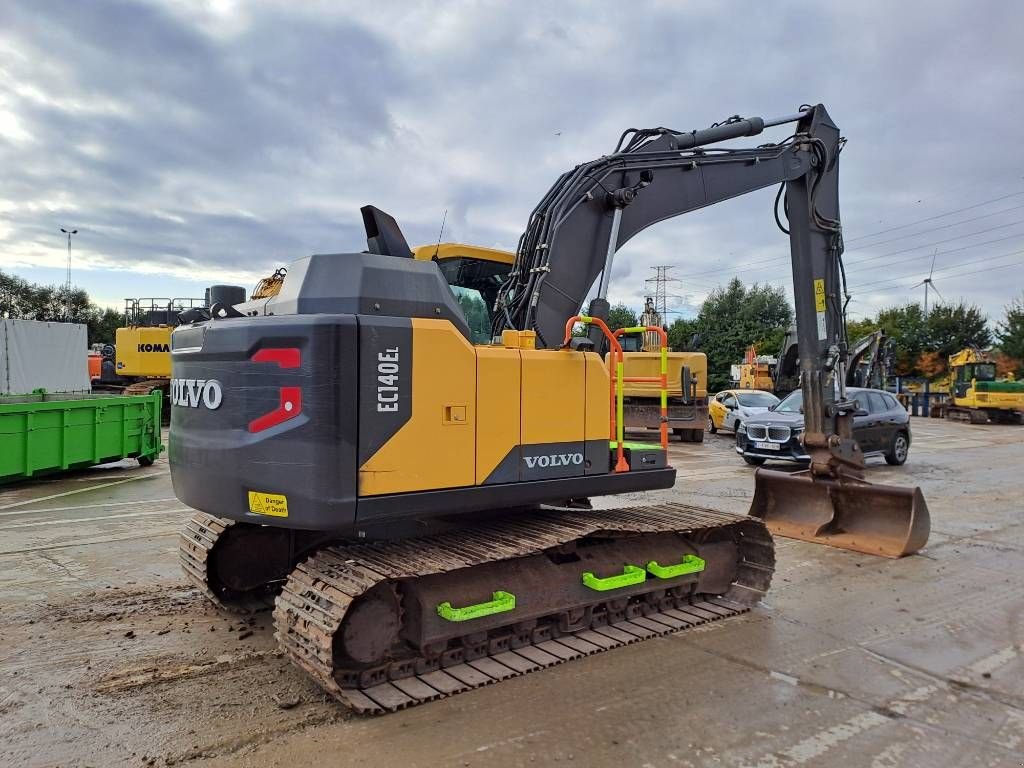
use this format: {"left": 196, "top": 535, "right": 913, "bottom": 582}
{"left": 0, "top": 319, "right": 91, "bottom": 395}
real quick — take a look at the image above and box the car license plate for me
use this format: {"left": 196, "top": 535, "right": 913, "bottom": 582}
{"left": 754, "top": 441, "right": 780, "bottom": 450}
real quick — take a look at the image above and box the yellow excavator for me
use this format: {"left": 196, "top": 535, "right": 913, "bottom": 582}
{"left": 934, "top": 348, "right": 1024, "bottom": 423}
{"left": 171, "top": 105, "right": 930, "bottom": 714}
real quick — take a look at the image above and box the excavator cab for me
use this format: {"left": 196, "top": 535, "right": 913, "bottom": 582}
{"left": 412, "top": 244, "right": 514, "bottom": 344}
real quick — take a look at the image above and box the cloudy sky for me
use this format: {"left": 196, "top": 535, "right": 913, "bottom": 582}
{"left": 1, "top": 0, "right": 1022, "bottom": 324}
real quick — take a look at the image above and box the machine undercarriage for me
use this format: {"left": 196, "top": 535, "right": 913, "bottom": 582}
{"left": 181, "top": 504, "right": 773, "bottom": 712}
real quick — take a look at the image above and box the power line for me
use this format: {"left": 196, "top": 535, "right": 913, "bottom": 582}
{"left": 853, "top": 247, "right": 1024, "bottom": 292}
{"left": 667, "top": 207, "right": 1024, "bottom": 284}
{"left": 843, "top": 203, "right": 1024, "bottom": 250}
{"left": 862, "top": 260, "right": 1023, "bottom": 297}
{"left": 846, "top": 225, "right": 1024, "bottom": 267}
{"left": 845, "top": 189, "right": 1024, "bottom": 244}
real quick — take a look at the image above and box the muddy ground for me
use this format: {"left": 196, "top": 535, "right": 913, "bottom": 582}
{"left": 1, "top": 417, "right": 1021, "bottom": 767}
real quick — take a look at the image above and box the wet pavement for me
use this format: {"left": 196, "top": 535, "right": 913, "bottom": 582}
{"left": 1, "top": 418, "right": 1021, "bottom": 767}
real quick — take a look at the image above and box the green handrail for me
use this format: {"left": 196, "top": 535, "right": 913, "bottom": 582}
{"left": 437, "top": 591, "right": 516, "bottom": 622}
{"left": 581, "top": 564, "right": 646, "bottom": 591}
{"left": 647, "top": 555, "right": 706, "bottom": 579}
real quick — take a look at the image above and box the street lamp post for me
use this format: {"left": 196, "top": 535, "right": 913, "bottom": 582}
{"left": 60, "top": 227, "right": 77, "bottom": 320}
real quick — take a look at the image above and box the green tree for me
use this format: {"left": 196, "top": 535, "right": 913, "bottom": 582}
{"left": 606, "top": 303, "right": 638, "bottom": 331}
{"left": 995, "top": 294, "right": 1024, "bottom": 366}
{"left": 876, "top": 304, "right": 928, "bottom": 376}
{"left": 846, "top": 316, "right": 881, "bottom": 342}
{"left": 667, "top": 317, "right": 699, "bottom": 351}
{"left": 926, "top": 302, "right": 991, "bottom": 359}
{"left": 1, "top": 269, "right": 125, "bottom": 345}
{"left": 694, "top": 278, "right": 792, "bottom": 391}
{"left": 85, "top": 307, "right": 127, "bottom": 346}
{"left": 454, "top": 289, "right": 491, "bottom": 344}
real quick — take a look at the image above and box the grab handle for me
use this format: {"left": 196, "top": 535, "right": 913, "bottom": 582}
{"left": 581, "top": 564, "right": 646, "bottom": 591}
{"left": 437, "top": 591, "right": 516, "bottom": 622}
{"left": 646, "top": 555, "right": 706, "bottom": 579}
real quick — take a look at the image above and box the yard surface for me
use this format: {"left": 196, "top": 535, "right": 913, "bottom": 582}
{"left": 1, "top": 418, "right": 1021, "bottom": 767}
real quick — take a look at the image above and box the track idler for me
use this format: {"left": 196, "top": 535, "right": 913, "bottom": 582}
{"left": 749, "top": 468, "right": 930, "bottom": 558}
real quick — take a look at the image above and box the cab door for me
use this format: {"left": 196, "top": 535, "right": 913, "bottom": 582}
{"left": 709, "top": 392, "right": 727, "bottom": 429}
{"left": 854, "top": 392, "right": 887, "bottom": 453}
{"left": 721, "top": 393, "right": 739, "bottom": 431}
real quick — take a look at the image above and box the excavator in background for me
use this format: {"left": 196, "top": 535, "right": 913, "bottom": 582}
{"left": 932, "top": 348, "right": 1024, "bottom": 423}
{"left": 93, "top": 292, "right": 244, "bottom": 401}
{"left": 618, "top": 298, "right": 708, "bottom": 443}
{"left": 737, "top": 344, "right": 777, "bottom": 391}
{"left": 736, "top": 328, "right": 890, "bottom": 397}
{"left": 171, "top": 104, "right": 930, "bottom": 714}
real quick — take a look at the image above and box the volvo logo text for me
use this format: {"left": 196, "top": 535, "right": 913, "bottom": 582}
{"left": 170, "top": 378, "right": 223, "bottom": 410}
{"left": 523, "top": 453, "right": 584, "bottom": 469}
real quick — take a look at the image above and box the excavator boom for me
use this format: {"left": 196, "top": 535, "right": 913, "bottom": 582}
{"left": 494, "top": 104, "right": 929, "bottom": 557}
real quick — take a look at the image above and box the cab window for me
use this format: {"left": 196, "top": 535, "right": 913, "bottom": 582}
{"left": 450, "top": 286, "right": 492, "bottom": 344}
{"left": 723, "top": 395, "right": 737, "bottom": 408}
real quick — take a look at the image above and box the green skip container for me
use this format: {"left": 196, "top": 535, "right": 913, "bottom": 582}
{"left": 0, "top": 391, "right": 163, "bottom": 484}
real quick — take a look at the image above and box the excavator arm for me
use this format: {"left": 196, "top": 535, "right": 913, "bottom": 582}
{"left": 495, "top": 104, "right": 929, "bottom": 557}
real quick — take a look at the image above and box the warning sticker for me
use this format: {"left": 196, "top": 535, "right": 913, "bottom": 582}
{"left": 247, "top": 491, "right": 289, "bottom": 518}
{"left": 813, "top": 279, "right": 826, "bottom": 312}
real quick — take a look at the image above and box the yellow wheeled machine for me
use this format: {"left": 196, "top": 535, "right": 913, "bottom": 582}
{"left": 171, "top": 105, "right": 930, "bottom": 714}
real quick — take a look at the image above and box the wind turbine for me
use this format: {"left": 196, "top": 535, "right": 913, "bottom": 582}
{"left": 912, "top": 251, "right": 945, "bottom": 317}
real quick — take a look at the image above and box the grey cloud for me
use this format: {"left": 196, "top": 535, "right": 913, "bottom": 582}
{"left": 0, "top": 0, "right": 1021, "bottom": 322}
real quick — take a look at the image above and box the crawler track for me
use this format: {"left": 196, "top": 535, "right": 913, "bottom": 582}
{"left": 273, "top": 503, "right": 773, "bottom": 714}
{"left": 179, "top": 512, "right": 279, "bottom": 612}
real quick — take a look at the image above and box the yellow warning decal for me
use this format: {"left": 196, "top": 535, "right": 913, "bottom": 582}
{"left": 247, "top": 490, "right": 289, "bottom": 518}
{"left": 813, "top": 279, "right": 826, "bottom": 312}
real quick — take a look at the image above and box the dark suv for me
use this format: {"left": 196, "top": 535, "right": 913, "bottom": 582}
{"left": 735, "top": 387, "right": 911, "bottom": 467}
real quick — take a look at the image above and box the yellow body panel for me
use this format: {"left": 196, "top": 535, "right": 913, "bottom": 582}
{"left": 411, "top": 242, "right": 516, "bottom": 265}
{"left": 957, "top": 390, "right": 1024, "bottom": 410}
{"left": 615, "top": 351, "right": 707, "bottom": 399}
{"left": 475, "top": 346, "right": 522, "bottom": 483}
{"left": 521, "top": 349, "right": 586, "bottom": 444}
{"left": 738, "top": 363, "right": 774, "bottom": 391}
{"left": 360, "top": 320, "right": 616, "bottom": 495}
{"left": 359, "top": 319, "right": 477, "bottom": 495}
{"left": 584, "top": 353, "right": 612, "bottom": 443}
{"left": 709, "top": 388, "right": 742, "bottom": 430}
{"left": 115, "top": 326, "right": 173, "bottom": 378}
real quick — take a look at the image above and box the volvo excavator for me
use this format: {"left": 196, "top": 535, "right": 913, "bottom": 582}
{"left": 171, "top": 104, "right": 930, "bottom": 714}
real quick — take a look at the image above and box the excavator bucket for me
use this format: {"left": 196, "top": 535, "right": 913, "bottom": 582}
{"left": 749, "top": 468, "right": 930, "bottom": 558}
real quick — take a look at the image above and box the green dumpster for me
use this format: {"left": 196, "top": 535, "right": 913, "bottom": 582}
{"left": 0, "top": 391, "right": 163, "bottom": 484}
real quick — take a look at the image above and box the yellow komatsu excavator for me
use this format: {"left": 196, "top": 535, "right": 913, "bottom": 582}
{"left": 171, "top": 105, "right": 930, "bottom": 714}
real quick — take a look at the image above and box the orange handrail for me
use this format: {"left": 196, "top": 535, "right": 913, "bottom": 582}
{"left": 614, "top": 326, "right": 669, "bottom": 450}
{"left": 562, "top": 316, "right": 629, "bottom": 472}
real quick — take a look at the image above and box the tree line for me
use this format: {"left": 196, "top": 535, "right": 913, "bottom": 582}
{"left": 0, "top": 269, "right": 125, "bottom": 345}
{"left": 606, "top": 278, "right": 1024, "bottom": 391}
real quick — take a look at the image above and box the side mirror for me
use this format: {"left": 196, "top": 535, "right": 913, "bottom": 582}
{"left": 855, "top": 408, "right": 869, "bottom": 417}
{"left": 768, "top": 404, "right": 777, "bottom": 411}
